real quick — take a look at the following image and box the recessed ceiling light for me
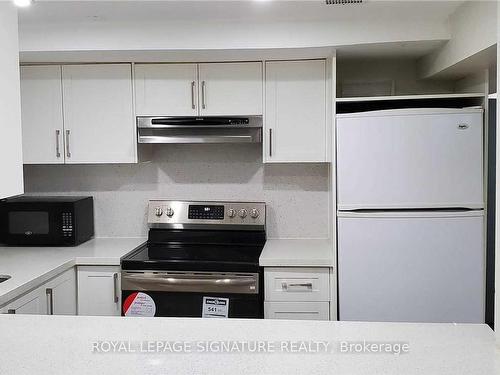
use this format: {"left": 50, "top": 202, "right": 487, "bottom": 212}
{"left": 13, "top": 0, "right": 32, "bottom": 7}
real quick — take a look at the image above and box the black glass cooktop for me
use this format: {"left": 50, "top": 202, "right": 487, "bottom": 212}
{"left": 121, "top": 229, "right": 266, "bottom": 273}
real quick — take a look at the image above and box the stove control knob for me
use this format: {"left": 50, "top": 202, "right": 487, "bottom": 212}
{"left": 250, "top": 208, "right": 260, "bottom": 218}
{"left": 154, "top": 207, "right": 163, "bottom": 217}
{"left": 238, "top": 209, "right": 248, "bottom": 218}
{"left": 227, "top": 208, "right": 236, "bottom": 218}
{"left": 165, "top": 207, "right": 175, "bottom": 217}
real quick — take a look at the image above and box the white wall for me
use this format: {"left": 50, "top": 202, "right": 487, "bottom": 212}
{"left": 337, "top": 58, "right": 455, "bottom": 97}
{"left": 17, "top": 1, "right": 452, "bottom": 57}
{"left": 19, "top": 19, "right": 449, "bottom": 54}
{"left": 0, "top": 3, "right": 23, "bottom": 199}
{"left": 23, "top": 145, "right": 329, "bottom": 239}
{"left": 419, "top": 1, "right": 497, "bottom": 78}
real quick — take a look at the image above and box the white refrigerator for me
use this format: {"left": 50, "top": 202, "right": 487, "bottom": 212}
{"left": 336, "top": 107, "right": 485, "bottom": 323}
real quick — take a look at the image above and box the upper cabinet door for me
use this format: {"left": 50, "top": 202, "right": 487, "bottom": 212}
{"left": 134, "top": 63, "right": 198, "bottom": 116}
{"left": 264, "top": 60, "right": 327, "bottom": 163}
{"left": 0, "top": 4, "right": 23, "bottom": 199}
{"left": 20, "top": 65, "right": 65, "bottom": 165}
{"left": 198, "top": 62, "right": 263, "bottom": 116}
{"left": 62, "top": 64, "right": 136, "bottom": 164}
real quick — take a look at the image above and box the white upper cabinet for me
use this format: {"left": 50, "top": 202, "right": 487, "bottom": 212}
{"left": 0, "top": 4, "right": 23, "bottom": 199}
{"left": 134, "top": 62, "right": 263, "bottom": 117}
{"left": 264, "top": 60, "right": 327, "bottom": 163}
{"left": 62, "top": 64, "right": 136, "bottom": 164}
{"left": 20, "top": 66, "right": 64, "bottom": 165}
{"left": 134, "top": 63, "right": 198, "bottom": 116}
{"left": 198, "top": 62, "right": 263, "bottom": 116}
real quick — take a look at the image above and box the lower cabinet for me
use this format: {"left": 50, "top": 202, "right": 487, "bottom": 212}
{"left": 264, "top": 301, "right": 330, "bottom": 320}
{"left": 45, "top": 267, "right": 77, "bottom": 315}
{"left": 77, "top": 266, "right": 121, "bottom": 316}
{"left": 1, "top": 287, "right": 45, "bottom": 315}
{"left": 264, "top": 267, "right": 330, "bottom": 320}
{"left": 1, "top": 268, "right": 76, "bottom": 315}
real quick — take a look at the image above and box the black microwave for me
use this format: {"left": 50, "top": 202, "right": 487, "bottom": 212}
{"left": 0, "top": 196, "right": 94, "bottom": 246}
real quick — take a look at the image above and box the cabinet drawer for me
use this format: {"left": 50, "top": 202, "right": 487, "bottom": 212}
{"left": 264, "top": 301, "right": 329, "bottom": 320}
{"left": 264, "top": 267, "right": 329, "bottom": 302}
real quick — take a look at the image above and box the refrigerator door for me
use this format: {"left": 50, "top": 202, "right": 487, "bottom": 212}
{"left": 337, "top": 210, "right": 485, "bottom": 323}
{"left": 336, "top": 108, "right": 484, "bottom": 210}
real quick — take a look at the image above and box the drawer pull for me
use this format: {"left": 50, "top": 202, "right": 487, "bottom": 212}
{"left": 281, "top": 282, "right": 313, "bottom": 291}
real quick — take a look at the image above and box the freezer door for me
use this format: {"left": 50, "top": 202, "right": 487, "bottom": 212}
{"left": 337, "top": 210, "right": 485, "bottom": 323}
{"left": 336, "top": 108, "right": 484, "bottom": 210}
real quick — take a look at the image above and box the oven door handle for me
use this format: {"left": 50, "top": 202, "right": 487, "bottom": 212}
{"left": 121, "top": 272, "right": 259, "bottom": 294}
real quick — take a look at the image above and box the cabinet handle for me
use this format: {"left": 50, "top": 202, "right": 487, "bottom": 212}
{"left": 269, "top": 129, "right": 272, "bottom": 157}
{"left": 65, "top": 130, "right": 71, "bottom": 158}
{"left": 201, "top": 81, "right": 206, "bottom": 109}
{"left": 46, "top": 288, "right": 54, "bottom": 315}
{"left": 7, "top": 309, "right": 16, "bottom": 314}
{"left": 113, "top": 273, "right": 119, "bottom": 303}
{"left": 281, "top": 282, "right": 313, "bottom": 291}
{"left": 191, "top": 81, "right": 196, "bottom": 110}
{"left": 55, "top": 130, "right": 61, "bottom": 158}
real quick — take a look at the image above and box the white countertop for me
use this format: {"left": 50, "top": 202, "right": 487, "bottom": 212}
{"left": 0, "top": 315, "right": 497, "bottom": 375}
{"left": 0, "top": 237, "right": 146, "bottom": 306}
{"left": 259, "top": 239, "right": 333, "bottom": 267}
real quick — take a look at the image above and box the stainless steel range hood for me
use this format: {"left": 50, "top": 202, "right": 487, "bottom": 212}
{"left": 137, "top": 116, "right": 262, "bottom": 144}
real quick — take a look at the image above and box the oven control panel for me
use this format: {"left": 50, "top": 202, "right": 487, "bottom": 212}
{"left": 188, "top": 205, "right": 225, "bottom": 220}
{"left": 148, "top": 200, "right": 266, "bottom": 229}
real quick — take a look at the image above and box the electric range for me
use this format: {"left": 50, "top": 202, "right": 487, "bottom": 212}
{"left": 121, "top": 200, "right": 266, "bottom": 318}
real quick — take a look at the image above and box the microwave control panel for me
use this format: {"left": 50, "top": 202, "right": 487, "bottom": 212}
{"left": 62, "top": 212, "right": 73, "bottom": 237}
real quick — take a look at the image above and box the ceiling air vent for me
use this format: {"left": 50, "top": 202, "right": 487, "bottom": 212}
{"left": 326, "top": 0, "right": 363, "bottom": 4}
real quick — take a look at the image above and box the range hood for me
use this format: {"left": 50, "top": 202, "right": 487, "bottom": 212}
{"left": 137, "top": 116, "right": 262, "bottom": 144}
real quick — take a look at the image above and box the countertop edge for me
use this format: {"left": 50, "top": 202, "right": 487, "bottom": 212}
{"left": 0, "top": 238, "right": 146, "bottom": 307}
{"left": 0, "top": 259, "right": 76, "bottom": 307}
{"left": 259, "top": 239, "right": 334, "bottom": 268}
{"left": 259, "top": 260, "right": 334, "bottom": 267}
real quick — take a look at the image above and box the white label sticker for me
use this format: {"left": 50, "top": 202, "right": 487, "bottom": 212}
{"left": 123, "top": 292, "right": 156, "bottom": 317}
{"left": 202, "top": 297, "right": 229, "bottom": 318}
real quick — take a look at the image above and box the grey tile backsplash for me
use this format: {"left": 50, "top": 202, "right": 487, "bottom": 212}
{"left": 23, "top": 144, "right": 330, "bottom": 239}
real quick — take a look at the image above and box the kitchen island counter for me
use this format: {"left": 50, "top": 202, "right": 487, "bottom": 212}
{"left": 0, "top": 315, "right": 497, "bottom": 375}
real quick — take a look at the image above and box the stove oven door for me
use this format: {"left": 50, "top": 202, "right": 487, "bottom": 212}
{"left": 121, "top": 271, "right": 263, "bottom": 318}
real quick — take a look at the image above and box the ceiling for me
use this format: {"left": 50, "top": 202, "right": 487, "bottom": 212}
{"left": 19, "top": 0, "right": 464, "bottom": 25}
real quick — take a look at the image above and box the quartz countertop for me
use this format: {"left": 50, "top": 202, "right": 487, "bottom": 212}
{"left": 259, "top": 239, "right": 333, "bottom": 267}
{"left": 0, "top": 315, "right": 497, "bottom": 375}
{"left": 0, "top": 237, "right": 146, "bottom": 306}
